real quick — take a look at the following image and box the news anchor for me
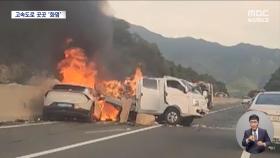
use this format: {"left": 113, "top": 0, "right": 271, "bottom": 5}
{"left": 242, "top": 114, "right": 272, "bottom": 154}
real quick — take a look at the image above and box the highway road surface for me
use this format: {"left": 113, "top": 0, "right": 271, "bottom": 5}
{"left": 0, "top": 103, "right": 279, "bottom": 158}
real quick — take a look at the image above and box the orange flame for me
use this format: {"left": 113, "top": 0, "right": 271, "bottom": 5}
{"left": 124, "top": 67, "right": 143, "bottom": 96}
{"left": 96, "top": 100, "right": 119, "bottom": 121}
{"left": 95, "top": 67, "right": 143, "bottom": 121}
{"left": 57, "top": 48, "right": 97, "bottom": 88}
{"left": 57, "top": 47, "right": 143, "bottom": 122}
{"left": 100, "top": 67, "right": 143, "bottom": 98}
{"left": 101, "top": 80, "right": 123, "bottom": 98}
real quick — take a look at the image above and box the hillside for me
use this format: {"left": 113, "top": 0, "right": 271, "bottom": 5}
{"left": 264, "top": 67, "right": 280, "bottom": 91}
{"left": 129, "top": 24, "right": 280, "bottom": 96}
{"left": 110, "top": 19, "right": 227, "bottom": 93}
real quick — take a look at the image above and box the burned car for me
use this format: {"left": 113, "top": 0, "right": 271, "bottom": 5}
{"left": 42, "top": 84, "right": 96, "bottom": 121}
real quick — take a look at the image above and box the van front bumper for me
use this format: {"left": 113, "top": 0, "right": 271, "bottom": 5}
{"left": 196, "top": 108, "right": 209, "bottom": 116}
{"left": 183, "top": 107, "right": 209, "bottom": 117}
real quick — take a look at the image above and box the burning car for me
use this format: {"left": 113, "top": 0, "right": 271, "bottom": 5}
{"left": 41, "top": 47, "right": 142, "bottom": 122}
{"left": 43, "top": 84, "right": 97, "bottom": 121}
{"left": 43, "top": 47, "right": 210, "bottom": 125}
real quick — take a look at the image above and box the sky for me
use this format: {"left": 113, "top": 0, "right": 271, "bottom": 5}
{"left": 106, "top": 1, "right": 280, "bottom": 49}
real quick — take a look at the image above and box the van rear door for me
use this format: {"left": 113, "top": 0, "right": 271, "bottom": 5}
{"left": 136, "top": 78, "right": 161, "bottom": 114}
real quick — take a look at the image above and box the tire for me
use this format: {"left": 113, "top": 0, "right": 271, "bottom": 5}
{"left": 180, "top": 117, "right": 194, "bottom": 126}
{"left": 164, "top": 108, "right": 181, "bottom": 125}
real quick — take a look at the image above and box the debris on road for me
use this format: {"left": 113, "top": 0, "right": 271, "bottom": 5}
{"left": 136, "top": 113, "right": 155, "bottom": 126}
{"left": 119, "top": 98, "right": 132, "bottom": 123}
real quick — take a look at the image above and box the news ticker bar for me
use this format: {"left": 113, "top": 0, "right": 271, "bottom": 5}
{"left": 11, "top": 11, "right": 66, "bottom": 19}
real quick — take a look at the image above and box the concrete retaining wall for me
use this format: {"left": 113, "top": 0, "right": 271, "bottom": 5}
{"left": 0, "top": 79, "right": 57, "bottom": 122}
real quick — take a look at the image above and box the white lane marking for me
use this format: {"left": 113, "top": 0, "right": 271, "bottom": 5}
{"left": 240, "top": 150, "right": 251, "bottom": 158}
{"left": 208, "top": 105, "right": 241, "bottom": 115}
{"left": 16, "top": 124, "right": 162, "bottom": 158}
{"left": 0, "top": 121, "right": 57, "bottom": 129}
{"left": 85, "top": 128, "right": 130, "bottom": 134}
{"left": 191, "top": 124, "right": 235, "bottom": 131}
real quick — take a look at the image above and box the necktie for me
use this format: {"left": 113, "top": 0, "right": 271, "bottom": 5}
{"left": 253, "top": 131, "right": 257, "bottom": 141}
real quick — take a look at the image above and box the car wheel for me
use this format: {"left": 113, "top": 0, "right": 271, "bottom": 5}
{"left": 180, "top": 117, "right": 194, "bottom": 126}
{"left": 164, "top": 108, "right": 181, "bottom": 125}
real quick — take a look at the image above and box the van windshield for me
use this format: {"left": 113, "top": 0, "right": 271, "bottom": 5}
{"left": 181, "top": 80, "right": 195, "bottom": 92}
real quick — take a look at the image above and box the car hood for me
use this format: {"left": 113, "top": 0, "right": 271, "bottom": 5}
{"left": 249, "top": 104, "right": 280, "bottom": 116}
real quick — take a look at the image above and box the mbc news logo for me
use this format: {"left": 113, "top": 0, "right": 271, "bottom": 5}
{"left": 248, "top": 9, "right": 269, "bottom": 23}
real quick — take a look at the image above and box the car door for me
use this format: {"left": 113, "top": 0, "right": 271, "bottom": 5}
{"left": 165, "top": 79, "right": 190, "bottom": 114}
{"left": 136, "top": 78, "right": 161, "bottom": 114}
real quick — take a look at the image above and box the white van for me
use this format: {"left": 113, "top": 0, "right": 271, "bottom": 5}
{"left": 135, "top": 76, "right": 209, "bottom": 125}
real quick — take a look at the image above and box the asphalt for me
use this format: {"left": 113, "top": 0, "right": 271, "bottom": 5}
{"left": 0, "top": 103, "right": 279, "bottom": 158}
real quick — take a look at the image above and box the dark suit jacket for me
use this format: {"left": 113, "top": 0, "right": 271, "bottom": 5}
{"left": 242, "top": 128, "right": 272, "bottom": 154}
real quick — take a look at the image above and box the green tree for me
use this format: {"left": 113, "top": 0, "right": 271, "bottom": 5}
{"left": 264, "top": 67, "right": 280, "bottom": 91}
